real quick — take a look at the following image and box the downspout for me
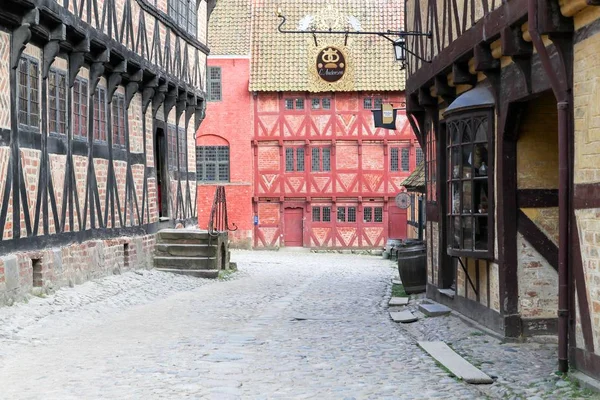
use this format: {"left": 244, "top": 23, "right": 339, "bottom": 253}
{"left": 527, "top": 0, "right": 570, "bottom": 374}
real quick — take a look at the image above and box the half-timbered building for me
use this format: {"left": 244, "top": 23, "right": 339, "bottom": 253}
{"left": 0, "top": 0, "right": 214, "bottom": 305}
{"left": 199, "top": 0, "right": 420, "bottom": 249}
{"left": 406, "top": 0, "right": 600, "bottom": 379}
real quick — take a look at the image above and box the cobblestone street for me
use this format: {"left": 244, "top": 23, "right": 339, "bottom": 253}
{"left": 0, "top": 251, "right": 594, "bottom": 399}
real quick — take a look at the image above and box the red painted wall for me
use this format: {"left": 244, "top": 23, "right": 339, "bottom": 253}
{"left": 252, "top": 91, "right": 416, "bottom": 249}
{"left": 197, "top": 57, "right": 253, "bottom": 248}
{"left": 197, "top": 59, "right": 418, "bottom": 249}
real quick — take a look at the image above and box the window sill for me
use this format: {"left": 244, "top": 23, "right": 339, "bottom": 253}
{"left": 447, "top": 248, "right": 494, "bottom": 260}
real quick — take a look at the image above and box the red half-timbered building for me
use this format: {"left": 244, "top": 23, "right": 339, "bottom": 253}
{"left": 200, "top": 0, "right": 420, "bottom": 249}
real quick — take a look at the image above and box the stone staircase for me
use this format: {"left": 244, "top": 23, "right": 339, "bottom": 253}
{"left": 154, "top": 229, "right": 230, "bottom": 279}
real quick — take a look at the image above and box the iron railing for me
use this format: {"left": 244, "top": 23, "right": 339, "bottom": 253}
{"left": 208, "top": 186, "right": 237, "bottom": 236}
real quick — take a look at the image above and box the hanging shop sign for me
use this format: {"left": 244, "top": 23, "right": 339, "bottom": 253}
{"left": 372, "top": 103, "right": 398, "bottom": 130}
{"left": 316, "top": 47, "right": 346, "bottom": 83}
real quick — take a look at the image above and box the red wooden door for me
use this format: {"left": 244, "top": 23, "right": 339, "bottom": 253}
{"left": 388, "top": 205, "right": 407, "bottom": 239}
{"left": 284, "top": 208, "right": 304, "bottom": 246}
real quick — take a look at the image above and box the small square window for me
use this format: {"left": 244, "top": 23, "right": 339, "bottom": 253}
{"left": 322, "top": 148, "right": 331, "bottom": 172}
{"left": 401, "top": 148, "right": 410, "bottom": 171}
{"left": 311, "top": 98, "right": 320, "bottom": 110}
{"left": 285, "top": 99, "right": 294, "bottom": 110}
{"left": 322, "top": 207, "right": 331, "bottom": 222}
{"left": 312, "top": 207, "right": 320, "bottom": 222}
{"left": 311, "top": 147, "right": 320, "bottom": 172}
{"left": 390, "top": 147, "right": 399, "bottom": 172}
{"left": 364, "top": 207, "right": 373, "bottom": 222}
{"left": 285, "top": 148, "right": 294, "bottom": 172}
{"left": 348, "top": 207, "right": 357, "bottom": 222}
{"left": 363, "top": 98, "right": 373, "bottom": 110}
{"left": 416, "top": 147, "right": 424, "bottom": 165}
{"left": 296, "top": 98, "right": 304, "bottom": 110}
{"left": 337, "top": 207, "right": 346, "bottom": 222}
{"left": 322, "top": 98, "right": 331, "bottom": 110}
{"left": 296, "top": 148, "right": 305, "bottom": 172}
{"left": 374, "top": 207, "right": 383, "bottom": 223}
{"left": 374, "top": 98, "right": 383, "bottom": 110}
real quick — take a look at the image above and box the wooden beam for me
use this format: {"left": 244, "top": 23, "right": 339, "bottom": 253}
{"left": 517, "top": 189, "right": 559, "bottom": 208}
{"left": 407, "top": 0, "right": 528, "bottom": 94}
{"left": 452, "top": 62, "right": 476, "bottom": 86}
{"left": 573, "top": 182, "right": 600, "bottom": 209}
{"left": 517, "top": 210, "right": 558, "bottom": 272}
{"left": 434, "top": 75, "right": 456, "bottom": 106}
{"left": 501, "top": 25, "right": 533, "bottom": 57}
{"left": 474, "top": 43, "right": 500, "bottom": 72}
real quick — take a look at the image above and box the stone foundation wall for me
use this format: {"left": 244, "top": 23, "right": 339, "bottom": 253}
{"left": 0, "top": 234, "right": 155, "bottom": 306}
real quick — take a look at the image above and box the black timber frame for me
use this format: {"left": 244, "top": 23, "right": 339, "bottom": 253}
{"left": 0, "top": 0, "right": 208, "bottom": 252}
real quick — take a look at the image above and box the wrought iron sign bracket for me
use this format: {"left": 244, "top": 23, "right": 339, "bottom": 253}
{"left": 276, "top": 12, "right": 433, "bottom": 65}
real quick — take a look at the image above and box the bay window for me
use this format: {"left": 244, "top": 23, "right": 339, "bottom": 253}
{"left": 446, "top": 110, "right": 494, "bottom": 257}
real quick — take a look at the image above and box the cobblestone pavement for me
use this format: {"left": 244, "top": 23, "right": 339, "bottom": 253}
{"left": 0, "top": 251, "right": 596, "bottom": 399}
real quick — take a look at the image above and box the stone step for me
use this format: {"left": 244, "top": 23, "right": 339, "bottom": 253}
{"left": 418, "top": 341, "right": 493, "bottom": 384}
{"left": 418, "top": 303, "right": 452, "bottom": 317}
{"left": 388, "top": 297, "right": 409, "bottom": 306}
{"left": 155, "top": 268, "right": 219, "bottom": 279}
{"left": 154, "top": 256, "right": 216, "bottom": 270}
{"left": 389, "top": 310, "right": 418, "bottom": 323}
{"left": 156, "top": 229, "right": 213, "bottom": 244}
{"left": 155, "top": 244, "right": 217, "bottom": 257}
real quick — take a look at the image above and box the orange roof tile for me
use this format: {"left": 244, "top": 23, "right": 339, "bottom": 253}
{"left": 249, "top": 0, "right": 406, "bottom": 92}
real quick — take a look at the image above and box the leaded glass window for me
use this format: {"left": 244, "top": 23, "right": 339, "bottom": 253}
{"left": 401, "top": 148, "right": 410, "bottom": 171}
{"left": 93, "top": 87, "right": 107, "bottom": 142}
{"left": 73, "top": 77, "right": 88, "bottom": 140}
{"left": 48, "top": 69, "right": 67, "bottom": 135}
{"left": 18, "top": 56, "right": 40, "bottom": 129}
{"left": 112, "top": 94, "right": 126, "bottom": 147}
{"left": 168, "top": 0, "right": 197, "bottom": 36}
{"left": 446, "top": 110, "right": 494, "bottom": 257}
{"left": 197, "top": 145, "right": 229, "bottom": 182}
{"left": 390, "top": 147, "right": 399, "bottom": 172}
{"left": 208, "top": 67, "right": 221, "bottom": 102}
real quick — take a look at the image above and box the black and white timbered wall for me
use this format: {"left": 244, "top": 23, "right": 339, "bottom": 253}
{"left": 0, "top": 0, "right": 214, "bottom": 254}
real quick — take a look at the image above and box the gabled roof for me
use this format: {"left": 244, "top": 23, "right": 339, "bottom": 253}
{"left": 208, "top": 0, "right": 252, "bottom": 56}
{"left": 249, "top": 0, "right": 405, "bottom": 92}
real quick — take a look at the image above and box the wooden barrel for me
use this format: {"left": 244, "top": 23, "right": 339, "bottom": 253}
{"left": 397, "top": 242, "right": 426, "bottom": 294}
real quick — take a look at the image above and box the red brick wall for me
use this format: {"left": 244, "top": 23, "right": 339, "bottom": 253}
{"left": 197, "top": 57, "right": 253, "bottom": 247}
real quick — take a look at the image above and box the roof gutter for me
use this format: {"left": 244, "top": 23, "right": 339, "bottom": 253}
{"left": 527, "top": 0, "right": 570, "bottom": 374}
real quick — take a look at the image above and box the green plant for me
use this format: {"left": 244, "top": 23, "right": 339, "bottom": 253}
{"left": 218, "top": 269, "right": 236, "bottom": 281}
{"left": 391, "top": 283, "right": 408, "bottom": 297}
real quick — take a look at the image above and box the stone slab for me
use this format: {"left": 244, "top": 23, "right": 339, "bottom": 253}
{"left": 3, "top": 255, "right": 19, "bottom": 291}
{"left": 418, "top": 341, "right": 493, "bottom": 384}
{"left": 418, "top": 303, "right": 452, "bottom": 317}
{"left": 391, "top": 279, "right": 402, "bottom": 285}
{"left": 389, "top": 310, "right": 418, "bottom": 323}
{"left": 438, "top": 289, "right": 456, "bottom": 299}
{"left": 388, "top": 297, "right": 409, "bottom": 306}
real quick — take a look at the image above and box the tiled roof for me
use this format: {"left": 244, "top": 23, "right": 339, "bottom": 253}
{"left": 401, "top": 162, "right": 425, "bottom": 192}
{"left": 208, "top": 0, "right": 252, "bottom": 56}
{"left": 249, "top": 0, "right": 405, "bottom": 92}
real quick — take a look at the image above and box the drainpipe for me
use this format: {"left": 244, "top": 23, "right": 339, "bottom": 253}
{"left": 527, "top": 0, "right": 570, "bottom": 373}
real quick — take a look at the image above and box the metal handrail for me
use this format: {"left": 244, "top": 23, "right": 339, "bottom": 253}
{"left": 207, "top": 186, "right": 238, "bottom": 237}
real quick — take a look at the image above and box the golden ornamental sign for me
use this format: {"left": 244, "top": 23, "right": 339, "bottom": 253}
{"left": 308, "top": 44, "right": 354, "bottom": 92}
{"left": 316, "top": 47, "right": 346, "bottom": 83}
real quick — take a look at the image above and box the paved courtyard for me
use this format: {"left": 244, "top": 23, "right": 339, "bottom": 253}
{"left": 0, "top": 251, "right": 595, "bottom": 399}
